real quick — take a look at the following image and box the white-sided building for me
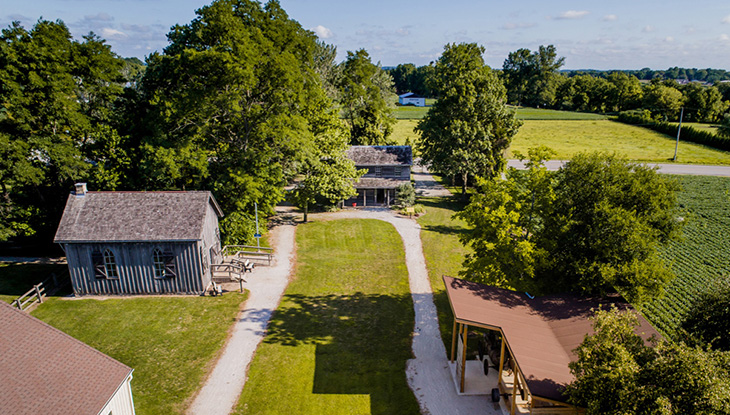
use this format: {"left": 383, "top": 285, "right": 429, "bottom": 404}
{"left": 398, "top": 92, "right": 426, "bottom": 107}
{"left": 0, "top": 301, "right": 135, "bottom": 415}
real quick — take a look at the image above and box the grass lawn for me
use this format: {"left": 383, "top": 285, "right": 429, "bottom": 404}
{"left": 391, "top": 119, "right": 419, "bottom": 146}
{"left": 416, "top": 196, "right": 471, "bottom": 355}
{"left": 394, "top": 105, "right": 429, "bottom": 120}
{"left": 234, "top": 219, "right": 418, "bottom": 415}
{"left": 32, "top": 292, "right": 247, "bottom": 415}
{"left": 510, "top": 120, "right": 730, "bottom": 165}
{"left": 0, "top": 262, "right": 68, "bottom": 304}
{"left": 511, "top": 106, "right": 607, "bottom": 120}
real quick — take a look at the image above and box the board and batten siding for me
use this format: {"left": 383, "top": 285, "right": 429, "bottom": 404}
{"left": 98, "top": 374, "right": 135, "bottom": 415}
{"left": 199, "top": 201, "right": 222, "bottom": 286}
{"left": 63, "top": 241, "right": 205, "bottom": 295}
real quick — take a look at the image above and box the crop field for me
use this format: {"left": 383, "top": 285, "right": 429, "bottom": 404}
{"left": 640, "top": 175, "right": 730, "bottom": 338}
{"left": 510, "top": 120, "right": 730, "bottom": 165}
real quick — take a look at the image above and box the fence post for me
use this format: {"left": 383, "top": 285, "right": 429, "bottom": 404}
{"left": 14, "top": 299, "right": 22, "bottom": 310}
{"left": 35, "top": 284, "right": 43, "bottom": 304}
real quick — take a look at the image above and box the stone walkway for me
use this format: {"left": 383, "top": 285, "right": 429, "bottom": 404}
{"left": 187, "top": 211, "right": 297, "bottom": 415}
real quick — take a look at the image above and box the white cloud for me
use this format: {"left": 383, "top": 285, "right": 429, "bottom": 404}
{"left": 602, "top": 14, "right": 617, "bottom": 22}
{"left": 720, "top": 34, "right": 730, "bottom": 41}
{"left": 722, "top": 15, "right": 730, "bottom": 24}
{"left": 312, "top": 25, "right": 333, "bottom": 39}
{"left": 554, "top": 10, "right": 590, "bottom": 20}
{"left": 501, "top": 22, "right": 536, "bottom": 30}
{"left": 664, "top": 36, "right": 674, "bottom": 42}
{"left": 101, "top": 28, "right": 127, "bottom": 38}
{"left": 84, "top": 13, "right": 113, "bottom": 22}
{"left": 642, "top": 25, "right": 655, "bottom": 33}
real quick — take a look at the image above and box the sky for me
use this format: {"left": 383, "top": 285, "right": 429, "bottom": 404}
{"left": 2, "top": 0, "right": 730, "bottom": 70}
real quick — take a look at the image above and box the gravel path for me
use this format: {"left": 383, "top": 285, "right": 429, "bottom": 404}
{"left": 187, "top": 210, "right": 296, "bottom": 415}
{"left": 412, "top": 162, "right": 452, "bottom": 198}
{"left": 311, "top": 209, "right": 499, "bottom": 414}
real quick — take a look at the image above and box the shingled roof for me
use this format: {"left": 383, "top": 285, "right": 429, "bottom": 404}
{"left": 0, "top": 302, "right": 133, "bottom": 415}
{"left": 443, "top": 276, "right": 661, "bottom": 403}
{"left": 346, "top": 146, "right": 413, "bottom": 166}
{"left": 54, "top": 190, "right": 223, "bottom": 243}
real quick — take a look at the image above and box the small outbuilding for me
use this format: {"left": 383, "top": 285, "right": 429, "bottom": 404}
{"left": 0, "top": 301, "right": 135, "bottom": 415}
{"left": 54, "top": 184, "right": 224, "bottom": 295}
{"left": 443, "top": 276, "right": 661, "bottom": 414}
{"left": 345, "top": 146, "right": 413, "bottom": 207}
{"left": 398, "top": 92, "right": 426, "bottom": 107}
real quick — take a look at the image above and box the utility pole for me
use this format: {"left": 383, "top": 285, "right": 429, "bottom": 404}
{"left": 673, "top": 107, "right": 684, "bottom": 162}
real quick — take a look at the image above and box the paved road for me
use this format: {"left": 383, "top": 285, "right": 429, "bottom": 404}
{"left": 506, "top": 159, "right": 730, "bottom": 176}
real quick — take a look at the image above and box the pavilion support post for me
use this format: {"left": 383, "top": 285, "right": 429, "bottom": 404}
{"left": 497, "top": 335, "right": 506, "bottom": 388}
{"left": 451, "top": 320, "right": 458, "bottom": 363}
{"left": 511, "top": 373, "right": 518, "bottom": 415}
{"left": 460, "top": 323, "right": 468, "bottom": 393}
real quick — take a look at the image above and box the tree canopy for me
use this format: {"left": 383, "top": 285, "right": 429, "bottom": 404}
{"left": 338, "top": 49, "right": 396, "bottom": 145}
{"left": 0, "top": 19, "right": 127, "bottom": 244}
{"left": 457, "top": 150, "right": 681, "bottom": 302}
{"left": 567, "top": 307, "right": 730, "bottom": 415}
{"left": 417, "top": 42, "right": 521, "bottom": 196}
{"left": 502, "top": 44, "right": 565, "bottom": 107}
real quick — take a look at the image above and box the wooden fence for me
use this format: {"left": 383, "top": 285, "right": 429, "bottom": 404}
{"left": 222, "top": 245, "right": 274, "bottom": 266}
{"left": 13, "top": 271, "right": 70, "bottom": 312}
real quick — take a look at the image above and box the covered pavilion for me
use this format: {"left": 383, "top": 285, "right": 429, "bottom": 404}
{"left": 443, "top": 276, "right": 661, "bottom": 414}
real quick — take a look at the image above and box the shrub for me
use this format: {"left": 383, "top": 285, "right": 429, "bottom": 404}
{"left": 395, "top": 183, "right": 416, "bottom": 207}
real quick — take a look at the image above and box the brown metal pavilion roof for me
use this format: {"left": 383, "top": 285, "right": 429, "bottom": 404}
{"left": 443, "top": 276, "right": 661, "bottom": 403}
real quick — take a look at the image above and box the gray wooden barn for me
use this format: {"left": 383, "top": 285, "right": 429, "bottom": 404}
{"left": 345, "top": 145, "right": 413, "bottom": 206}
{"left": 54, "top": 184, "right": 223, "bottom": 295}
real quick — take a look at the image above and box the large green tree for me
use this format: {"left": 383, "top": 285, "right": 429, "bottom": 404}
{"left": 137, "top": 0, "right": 348, "bottom": 223}
{"left": 502, "top": 44, "right": 565, "bottom": 107}
{"left": 0, "top": 20, "right": 126, "bottom": 244}
{"left": 338, "top": 49, "right": 396, "bottom": 145}
{"left": 458, "top": 151, "right": 681, "bottom": 302}
{"left": 567, "top": 307, "right": 730, "bottom": 415}
{"left": 417, "top": 43, "right": 521, "bottom": 197}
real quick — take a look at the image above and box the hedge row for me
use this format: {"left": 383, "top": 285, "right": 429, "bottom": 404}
{"left": 617, "top": 111, "right": 730, "bottom": 152}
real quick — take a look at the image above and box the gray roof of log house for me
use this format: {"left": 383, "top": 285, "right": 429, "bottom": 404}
{"left": 346, "top": 146, "right": 413, "bottom": 166}
{"left": 54, "top": 191, "right": 223, "bottom": 243}
{"left": 353, "top": 177, "right": 410, "bottom": 189}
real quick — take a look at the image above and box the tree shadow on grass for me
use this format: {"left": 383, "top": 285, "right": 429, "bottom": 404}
{"left": 0, "top": 263, "right": 69, "bottom": 297}
{"left": 264, "top": 292, "right": 421, "bottom": 415}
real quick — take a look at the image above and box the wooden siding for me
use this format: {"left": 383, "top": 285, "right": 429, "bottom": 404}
{"left": 64, "top": 241, "right": 205, "bottom": 295}
{"left": 361, "top": 166, "right": 410, "bottom": 179}
{"left": 200, "top": 202, "right": 222, "bottom": 287}
{"left": 98, "top": 374, "right": 135, "bottom": 415}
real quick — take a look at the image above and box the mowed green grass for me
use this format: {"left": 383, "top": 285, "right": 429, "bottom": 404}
{"left": 510, "top": 120, "right": 730, "bottom": 165}
{"left": 0, "top": 262, "right": 68, "bottom": 304}
{"left": 234, "top": 219, "right": 418, "bottom": 415}
{"left": 32, "top": 292, "right": 247, "bottom": 414}
{"left": 416, "top": 196, "right": 472, "bottom": 354}
{"left": 394, "top": 105, "right": 607, "bottom": 121}
{"left": 390, "top": 119, "right": 419, "bottom": 146}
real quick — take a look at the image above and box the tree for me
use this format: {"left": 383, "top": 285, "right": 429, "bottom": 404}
{"left": 137, "top": 0, "right": 346, "bottom": 224}
{"left": 0, "top": 20, "right": 126, "bottom": 244}
{"left": 606, "top": 72, "right": 643, "bottom": 112}
{"left": 417, "top": 43, "right": 521, "bottom": 197}
{"left": 681, "top": 83, "right": 725, "bottom": 122}
{"left": 502, "top": 45, "right": 565, "bottom": 107}
{"left": 567, "top": 307, "right": 730, "bottom": 415}
{"left": 338, "top": 49, "right": 396, "bottom": 145}
{"left": 458, "top": 151, "right": 681, "bottom": 302}
{"left": 719, "top": 114, "right": 730, "bottom": 138}
{"left": 643, "top": 83, "right": 684, "bottom": 121}
{"left": 682, "top": 277, "right": 730, "bottom": 351}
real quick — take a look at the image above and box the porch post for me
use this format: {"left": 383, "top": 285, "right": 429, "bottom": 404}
{"left": 450, "top": 320, "right": 458, "bottom": 363}
{"left": 498, "top": 335, "right": 506, "bottom": 388}
{"left": 460, "top": 323, "right": 468, "bottom": 393}
{"left": 387, "top": 189, "right": 390, "bottom": 206}
{"left": 363, "top": 189, "right": 366, "bottom": 207}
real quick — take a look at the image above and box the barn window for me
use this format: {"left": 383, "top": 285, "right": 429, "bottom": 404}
{"left": 153, "top": 248, "right": 176, "bottom": 278}
{"left": 91, "top": 251, "right": 106, "bottom": 278}
{"left": 103, "top": 249, "right": 119, "bottom": 279}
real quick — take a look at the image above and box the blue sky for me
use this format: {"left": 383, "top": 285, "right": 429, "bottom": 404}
{"left": 2, "top": 0, "right": 730, "bottom": 70}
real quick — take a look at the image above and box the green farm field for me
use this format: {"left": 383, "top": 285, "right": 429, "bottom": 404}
{"left": 640, "top": 175, "right": 730, "bottom": 338}
{"left": 510, "top": 120, "right": 730, "bottom": 165}
{"left": 32, "top": 293, "right": 247, "bottom": 414}
{"left": 393, "top": 105, "right": 608, "bottom": 121}
{"left": 234, "top": 219, "right": 419, "bottom": 415}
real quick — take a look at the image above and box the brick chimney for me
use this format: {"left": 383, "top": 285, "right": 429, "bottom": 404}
{"left": 74, "top": 183, "right": 87, "bottom": 197}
